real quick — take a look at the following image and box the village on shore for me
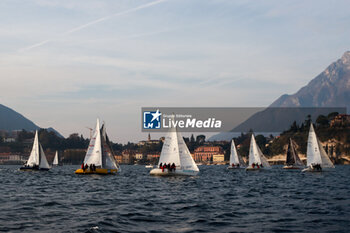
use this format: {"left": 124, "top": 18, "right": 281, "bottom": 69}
{"left": 1, "top": 113, "right": 350, "bottom": 166}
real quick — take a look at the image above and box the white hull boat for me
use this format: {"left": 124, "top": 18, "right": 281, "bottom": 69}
{"left": 150, "top": 116, "right": 199, "bottom": 177}
{"left": 245, "top": 134, "right": 271, "bottom": 171}
{"left": 150, "top": 168, "right": 199, "bottom": 176}
{"left": 20, "top": 130, "right": 50, "bottom": 171}
{"left": 227, "top": 139, "right": 246, "bottom": 169}
{"left": 302, "top": 124, "right": 334, "bottom": 173}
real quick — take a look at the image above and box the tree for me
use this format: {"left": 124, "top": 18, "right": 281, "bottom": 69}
{"left": 196, "top": 135, "right": 206, "bottom": 144}
{"left": 190, "top": 134, "right": 195, "bottom": 143}
{"left": 327, "top": 112, "right": 339, "bottom": 120}
{"left": 316, "top": 115, "right": 329, "bottom": 127}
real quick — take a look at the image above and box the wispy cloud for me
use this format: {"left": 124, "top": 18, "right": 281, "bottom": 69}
{"left": 18, "top": 0, "right": 168, "bottom": 52}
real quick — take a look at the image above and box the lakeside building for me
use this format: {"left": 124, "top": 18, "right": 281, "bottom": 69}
{"left": 0, "top": 152, "right": 27, "bottom": 164}
{"left": 193, "top": 146, "right": 224, "bottom": 163}
{"left": 213, "top": 154, "right": 225, "bottom": 163}
{"left": 137, "top": 134, "right": 163, "bottom": 146}
{"left": 330, "top": 114, "right": 350, "bottom": 127}
{"left": 114, "top": 154, "right": 123, "bottom": 164}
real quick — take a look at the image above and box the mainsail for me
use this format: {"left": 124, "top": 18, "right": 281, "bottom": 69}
{"left": 307, "top": 124, "right": 334, "bottom": 168}
{"left": 248, "top": 134, "right": 270, "bottom": 168}
{"left": 84, "top": 119, "right": 102, "bottom": 166}
{"left": 83, "top": 119, "right": 119, "bottom": 169}
{"left": 26, "top": 130, "right": 50, "bottom": 169}
{"left": 229, "top": 139, "right": 246, "bottom": 167}
{"left": 286, "top": 138, "right": 303, "bottom": 166}
{"left": 158, "top": 123, "right": 198, "bottom": 172}
{"left": 53, "top": 151, "right": 58, "bottom": 166}
{"left": 158, "top": 126, "right": 181, "bottom": 167}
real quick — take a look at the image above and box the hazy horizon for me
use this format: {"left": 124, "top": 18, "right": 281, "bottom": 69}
{"left": 1, "top": 0, "right": 350, "bottom": 143}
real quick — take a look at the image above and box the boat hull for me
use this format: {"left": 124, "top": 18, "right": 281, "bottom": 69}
{"left": 227, "top": 166, "right": 245, "bottom": 169}
{"left": 245, "top": 167, "right": 262, "bottom": 171}
{"left": 302, "top": 166, "right": 322, "bottom": 172}
{"left": 19, "top": 167, "right": 49, "bottom": 171}
{"left": 75, "top": 168, "right": 118, "bottom": 175}
{"left": 283, "top": 165, "right": 301, "bottom": 170}
{"left": 150, "top": 168, "right": 199, "bottom": 176}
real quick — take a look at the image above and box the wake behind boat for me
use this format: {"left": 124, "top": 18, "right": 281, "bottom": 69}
{"left": 302, "top": 124, "right": 334, "bottom": 172}
{"left": 246, "top": 134, "right": 271, "bottom": 171}
{"left": 20, "top": 130, "right": 50, "bottom": 171}
{"left": 227, "top": 139, "right": 246, "bottom": 169}
{"left": 75, "top": 119, "right": 119, "bottom": 175}
{"left": 283, "top": 138, "right": 304, "bottom": 170}
{"left": 150, "top": 120, "right": 199, "bottom": 176}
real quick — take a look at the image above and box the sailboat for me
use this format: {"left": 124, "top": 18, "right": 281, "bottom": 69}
{"left": 75, "top": 119, "right": 119, "bottom": 175}
{"left": 52, "top": 151, "right": 60, "bottom": 166}
{"left": 227, "top": 139, "right": 246, "bottom": 169}
{"left": 20, "top": 130, "right": 50, "bottom": 171}
{"left": 246, "top": 134, "right": 271, "bottom": 171}
{"left": 302, "top": 124, "right": 334, "bottom": 172}
{"left": 150, "top": 123, "right": 199, "bottom": 176}
{"left": 283, "top": 138, "right": 304, "bottom": 169}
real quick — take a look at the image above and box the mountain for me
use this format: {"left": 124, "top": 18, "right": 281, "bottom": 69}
{"left": 270, "top": 51, "right": 350, "bottom": 108}
{"left": 0, "top": 104, "right": 39, "bottom": 131}
{"left": 209, "top": 51, "right": 350, "bottom": 141}
{"left": 0, "top": 104, "right": 63, "bottom": 138}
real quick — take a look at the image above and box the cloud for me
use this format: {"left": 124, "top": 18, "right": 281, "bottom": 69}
{"left": 18, "top": 0, "right": 168, "bottom": 52}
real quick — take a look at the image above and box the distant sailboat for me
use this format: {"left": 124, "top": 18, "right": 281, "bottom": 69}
{"left": 283, "top": 138, "right": 304, "bottom": 169}
{"left": 52, "top": 151, "right": 59, "bottom": 166}
{"left": 302, "top": 124, "right": 334, "bottom": 172}
{"left": 150, "top": 122, "right": 199, "bottom": 176}
{"left": 246, "top": 134, "right": 271, "bottom": 171}
{"left": 75, "top": 119, "right": 119, "bottom": 175}
{"left": 227, "top": 139, "right": 246, "bottom": 169}
{"left": 20, "top": 130, "right": 50, "bottom": 171}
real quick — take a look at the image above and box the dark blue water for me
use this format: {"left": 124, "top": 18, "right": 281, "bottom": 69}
{"left": 0, "top": 165, "right": 349, "bottom": 233}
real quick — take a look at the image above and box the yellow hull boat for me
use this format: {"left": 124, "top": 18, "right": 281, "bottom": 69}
{"left": 75, "top": 168, "right": 118, "bottom": 175}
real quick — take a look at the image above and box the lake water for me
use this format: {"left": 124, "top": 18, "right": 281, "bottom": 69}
{"left": 0, "top": 165, "right": 349, "bottom": 232}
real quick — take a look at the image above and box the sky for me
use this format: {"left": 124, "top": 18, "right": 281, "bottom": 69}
{"left": 0, "top": 0, "right": 350, "bottom": 143}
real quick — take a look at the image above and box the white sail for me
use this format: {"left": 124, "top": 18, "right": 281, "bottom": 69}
{"left": 248, "top": 134, "right": 270, "bottom": 168}
{"left": 39, "top": 144, "right": 50, "bottom": 169}
{"left": 318, "top": 138, "right": 334, "bottom": 168}
{"left": 230, "top": 139, "right": 246, "bottom": 167}
{"left": 84, "top": 119, "right": 102, "bottom": 167}
{"left": 257, "top": 145, "right": 271, "bottom": 168}
{"left": 229, "top": 140, "right": 239, "bottom": 165}
{"left": 177, "top": 131, "right": 199, "bottom": 171}
{"left": 158, "top": 126, "right": 181, "bottom": 166}
{"left": 306, "top": 124, "right": 323, "bottom": 166}
{"left": 26, "top": 130, "right": 40, "bottom": 166}
{"left": 306, "top": 124, "right": 334, "bottom": 168}
{"left": 53, "top": 151, "right": 58, "bottom": 165}
{"left": 248, "top": 134, "right": 262, "bottom": 165}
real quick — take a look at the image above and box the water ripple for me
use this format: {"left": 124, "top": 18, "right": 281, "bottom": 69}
{"left": 0, "top": 165, "right": 349, "bottom": 232}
